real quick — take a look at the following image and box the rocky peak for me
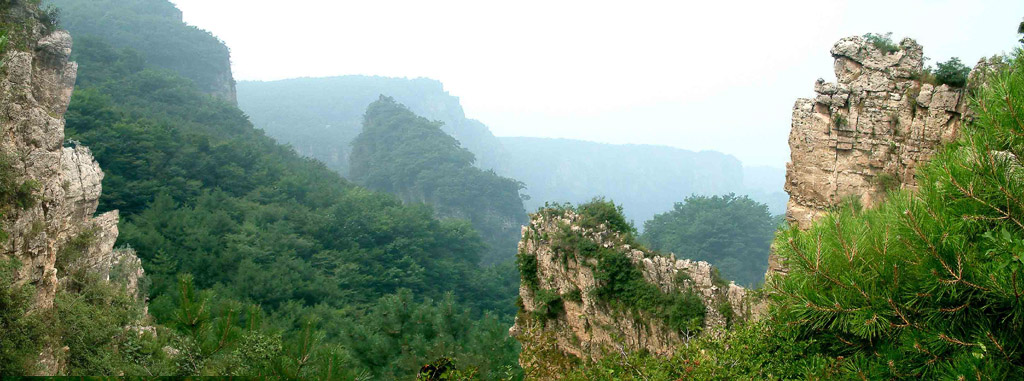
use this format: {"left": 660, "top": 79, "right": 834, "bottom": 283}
{"left": 511, "top": 208, "right": 750, "bottom": 378}
{"left": 0, "top": 4, "right": 143, "bottom": 373}
{"left": 770, "top": 35, "right": 971, "bottom": 275}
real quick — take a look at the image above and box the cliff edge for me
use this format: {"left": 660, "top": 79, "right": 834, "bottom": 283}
{"left": 510, "top": 205, "right": 749, "bottom": 378}
{"left": 0, "top": 2, "right": 143, "bottom": 374}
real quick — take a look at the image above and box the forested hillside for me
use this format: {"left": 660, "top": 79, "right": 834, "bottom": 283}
{"left": 237, "top": 76, "right": 507, "bottom": 175}
{"left": 237, "top": 79, "right": 789, "bottom": 226}
{"left": 47, "top": 0, "right": 236, "bottom": 101}
{"left": 351, "top": 97, "right": 527, "bottom": 266}
{"left": 16, "top": 0, "right": 525, "bottom": 377}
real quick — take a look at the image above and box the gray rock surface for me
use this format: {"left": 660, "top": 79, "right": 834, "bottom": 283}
{"left": 769, "top": 36, "right": 970, "bottom": 276}
{"left": 0, "top": 8, "right": 144, "bottom": 374}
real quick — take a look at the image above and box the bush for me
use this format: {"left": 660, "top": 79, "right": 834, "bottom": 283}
{"left": 770, "top": 50, "right": 1024, "bottom": 379}
{"left": 0, "top": 259, "right": 44, "bottom": 375}
{"left": 577, "top": 197, "right": 636, "bottom": 237}
{"left": 934, "top": 57, "right": 971, "bottom": 87}
{"left": 863, "top": 32, "right": 899, "bottom": 54}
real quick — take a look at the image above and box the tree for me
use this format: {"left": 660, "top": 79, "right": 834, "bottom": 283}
{"left": 642, "top": 194, "right": 777, "bottom": 287}
{"left": 935, "top": 57, "right": 971, "bottom": 87}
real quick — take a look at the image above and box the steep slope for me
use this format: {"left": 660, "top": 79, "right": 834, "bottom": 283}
{"left": 237, "top": 76, "right": 506, "bottom": 175}
{"left": 770, "top": 35, "right": 971, "bottom": 276}
{"left": 351, "top": 96, "right": 528, "bottom": 265}
{"left": 511, "top": 200, "right": 750, "bottom": 378}
{"left": 46, "top": 0, "right": 236, "bottom": 102}
{"left": 0, "top": 2, "right": 146, "bottom": 374}
{"left": 38, "top": 1, "right": 524, "bottom": 377}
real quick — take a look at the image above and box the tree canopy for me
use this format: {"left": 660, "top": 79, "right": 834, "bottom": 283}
{"left": 641, "top": 194, "right": 777, "bottom": 287}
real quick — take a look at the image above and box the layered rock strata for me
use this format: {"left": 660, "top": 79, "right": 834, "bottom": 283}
{"left": 770, "top": 36, "right": 969, "bottom": 275}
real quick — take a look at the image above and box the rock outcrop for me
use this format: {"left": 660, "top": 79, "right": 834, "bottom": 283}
{"left": 511, "top": 209, "right": 749, "bottom": 378}
{"left": 0, "top": 4, "right": 144, "bottom": 373}
{"left": 770, "top": 36, "right": 970, "bottom": 275}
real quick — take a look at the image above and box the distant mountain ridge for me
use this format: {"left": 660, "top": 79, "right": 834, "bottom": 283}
{"left": 236, "top": 76, "right": 788, "bottom": 226}
{"left": 238, "top": 76, "right": 507, "bottom": 175}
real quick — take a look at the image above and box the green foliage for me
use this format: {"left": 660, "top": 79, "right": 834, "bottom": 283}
{"left": 832, "top": 112, "right": 848, "bottom": 129}
{"left": 577, "top": 197, "right": 636, "bottom": 237}
{"left": 25, "top": 3, "right": 525, "bottom": 376}
{"left": 48, "top": 0, "right": 233, "bottom": 96}
{"left": 935, "top": 57, "right": 971, "bottom": 87}
{"left": 532, "top": 289, "right": 564, "bottom": 321}
{"left": 0, "top": 152, "right": 39, "bottom": 241}
{"left": 642, "top": 194, "right": 777, "bottom": 287}
{"left": 564, "top": 322, "right": 831, "bottom": 380}
{"left": 0, "top": 259, "right": 44, "bottom": 375}
{"left": 769, "top": 49, "right": 1024, "bottom": 379}
{"left": 516, "top": 249, "right": 539, "bottom": 290}
{"left": 591, "top": 247, "right": 706, "bottom": 335}
{"left": 864, "top": 32, "right": 899, "bottom": 54}
{"left": 350, "top": 96, "right": 528, "bottom": 265}
{"left": 872, "top": 171, "right": 900, "bottom": 193}
{"left": 338, "top": 289, "right": 522, "bottom": 380}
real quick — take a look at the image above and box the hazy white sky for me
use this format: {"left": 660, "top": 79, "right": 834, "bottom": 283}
{"left": 170, "top": 0, "right": 1023, "bottom": 168}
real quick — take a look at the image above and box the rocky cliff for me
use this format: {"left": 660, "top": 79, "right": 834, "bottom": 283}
{"left": 770, "top": 36, "right": 971, "bottom": 275}
{"left": 510, "top": 207, "right": 749, "bottom": 378}
{"left": 0, "top": 3, "right": 142, "bottom": 374}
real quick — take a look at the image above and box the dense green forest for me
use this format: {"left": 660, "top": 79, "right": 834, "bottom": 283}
{"left": 351, "top": 96, "right": 528, "bottom": 266}
{"left": 237, "top": 80, "right": 790, "bottom": 226}
{"left": 565, "top": 44, "right": 1024, "bottom": 380}
{"left": 642, "top": 194, "right": 779, "bottom": 287}
{"left": 47, "top": 0, "right": 236, "bottom": 101}
{"left": 238, "top": 76, "right": 508, "bottom": 175}
{"left": 0, "top": 0, "right": 525, "bottom": 378}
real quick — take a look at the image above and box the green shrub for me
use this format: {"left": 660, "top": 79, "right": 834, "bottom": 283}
{"left": 516, "top": 249, "right": 539, "bottom": 290}
{"left": 770, "top": 50, "right": 1024, "bottom": 379}
{"left": 0, "top": 259, "right": 44, "bottom": 375}
{"left": 863, "top": 32, "right": 899, "bottom": 54}
{"left": 533, "top": 289, "right": 564, "bottom": 321}
{"left": 577, "top": 197, "right": 636, "bottom": 237}
{"left": 871, "top": 171, "right": 900, "bottom": 193}
{"left": 934, "top": 57, "right": 971, "bottom": 87}
{"left": 592, "top": 247, "right": 705, "bottom": 335}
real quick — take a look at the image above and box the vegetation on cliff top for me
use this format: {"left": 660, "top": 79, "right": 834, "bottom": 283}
{"left": 520, "top": 198, "right": 707, "bottom": 335}
{"left": 567, "top": 43, "right": 1024, "bottom": 381}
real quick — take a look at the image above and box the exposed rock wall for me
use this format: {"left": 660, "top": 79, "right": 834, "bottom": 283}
{"left": 511, "top": 210, "right": 749, "bottom": 378}
{"left": 770, "top": 36, "right": 968, "bottom": 275}
{"left": 0, "top": 4, "right": 143, "bottom": 374}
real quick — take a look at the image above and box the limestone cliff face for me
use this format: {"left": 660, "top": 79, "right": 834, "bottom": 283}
{"left": 0, "top": 4, "right": 143, "bottom": 373}
{"left": 769, "top": 36, "right": 970, "bottom": 275}
{"left": 510, "top": 210, "right": 749, "bottom": 377}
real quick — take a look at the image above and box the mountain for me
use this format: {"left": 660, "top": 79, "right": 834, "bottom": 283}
{"left": 21, "top": 0, "right": 523, "bottom": 377}
{"left": 499, "top": 137, "right": 752, "bottom": 224}
{"left": 46, "top": 0, "right": 237, "bottom": 102}
{"left": 237, "top": 78, "right": 788, "bottom": 225}
{"left": 237, "top": 76, "right": 507, "bottom": 175}
{"left": 351, "top": 96, "right": 528, "bottom": 266}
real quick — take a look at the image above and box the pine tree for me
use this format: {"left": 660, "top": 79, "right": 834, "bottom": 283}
{"left": 770, "top": 49, "right": 1024, "bottom": 378}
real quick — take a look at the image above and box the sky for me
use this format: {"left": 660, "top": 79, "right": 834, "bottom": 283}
{"left": 170, "top": 0, "right": 1023, "bottom": 168}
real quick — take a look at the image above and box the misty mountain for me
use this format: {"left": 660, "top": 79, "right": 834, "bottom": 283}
{"left": 237, "top": 78, "right": 788, "bottom": 224}
{"left": 47, "top": 0, "right": 237, "bottom": 102}
{"left": 351, "top": 96, "right": 528, "bottom": 266}
{"left": 237, "top": 76, "right": 507, "bottom": 175}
